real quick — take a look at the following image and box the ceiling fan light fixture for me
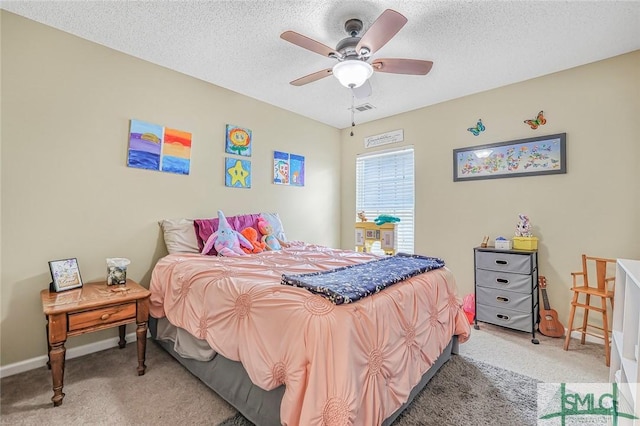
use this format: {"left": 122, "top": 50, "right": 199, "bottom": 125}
{"left": 332, "top": 60, "right": 373, "bottom": 88}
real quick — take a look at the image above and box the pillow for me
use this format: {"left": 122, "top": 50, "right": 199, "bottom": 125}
{"left": 158, "top": 219, "right": 200, "bottom": 254}
{"left": 194, "top": 217, "right": 223, "bottom": 255}
{"left": 235, "top": 213, "right": 262, "bottom": 236}
{"left": 260, "top": 212, "right": 288, "bottom": 242}
{"left": 194, "top": 213, "right": 262, "bottom": 256}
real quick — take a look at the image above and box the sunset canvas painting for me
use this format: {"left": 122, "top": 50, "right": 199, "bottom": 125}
{"left": 127, "top": 119, "right": 163, "bottom": 171}
{"left": 162, "top": 127, "right": 192, "bottom": 175}
{"left": 127, "top": 119, "right": 192, "bottom": 175}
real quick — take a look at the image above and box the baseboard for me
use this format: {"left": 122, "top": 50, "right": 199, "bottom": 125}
{"left": 0, "top": 331, "right": 139, "bottom": 379}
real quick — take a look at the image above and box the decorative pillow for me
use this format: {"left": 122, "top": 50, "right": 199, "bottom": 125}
{"left": 194, "top": 213, "right": 263, "bottom": 256}
{"left": 235, "top": 213, "right": 262, "bottom": 236}
{"left": 194, "top": 217, "right": 224, "bottom": 255}
{"left": 158, "top": 219, "right": 200, "bottom": 254}
{"left": 260, "top": 212, "right": 288, "bottom": 242}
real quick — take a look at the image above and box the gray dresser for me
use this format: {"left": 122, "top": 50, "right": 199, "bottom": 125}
{"left": 473, "top": 246, "right": 540, "bottom": 344}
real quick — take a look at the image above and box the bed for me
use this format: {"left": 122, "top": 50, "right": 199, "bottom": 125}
{"left": 150, "top": 215, "right": 470, "bottom": 425}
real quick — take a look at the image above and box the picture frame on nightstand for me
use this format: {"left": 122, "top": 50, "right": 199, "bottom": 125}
{"left": 48, "top": 258, "right": 83, "bottom": 292}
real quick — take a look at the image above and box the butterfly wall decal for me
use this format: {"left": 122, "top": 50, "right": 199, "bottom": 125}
{"left": 524, "top": 111, "right": 546, "bottom": 129}
{"left": 467, "top": 119, "right": 485, "bottom": 136}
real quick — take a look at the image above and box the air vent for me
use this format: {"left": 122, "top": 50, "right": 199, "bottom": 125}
{"left": 349, "top": 103, "right": 375, "bottom": 113}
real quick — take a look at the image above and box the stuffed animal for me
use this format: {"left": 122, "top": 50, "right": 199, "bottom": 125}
{"left": 515, "top": 214, "right": 533, "bottom": 237}
{"left": 201, "top": 210, "right": 252, "bottom": 256}
{"left": 257, "top": 217, "right": 283, "bottom": 251}
{"left": 240, "top": 227, "right": 265, "bottom": 254}
{"left": 374, "top": 215, "right": 401, "bottom": 226}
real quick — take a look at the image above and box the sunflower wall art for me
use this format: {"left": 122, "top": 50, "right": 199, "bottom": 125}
{"left": 225, "top": 124, "right": 252, "bottom": 157}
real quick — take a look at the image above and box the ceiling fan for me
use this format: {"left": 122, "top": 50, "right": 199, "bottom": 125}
{"left": 280, "top": 9, "right": 433, "bottom": 98}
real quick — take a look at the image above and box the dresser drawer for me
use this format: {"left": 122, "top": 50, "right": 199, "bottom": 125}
{"left": 475, "top": 251, "right": 534, "bottom": 274}
{"left": 476, "top": 304, "right": 532, "bottom": 333}
{"left": 476, "top": 286, "right": 535, "bottom": 313}
{"left": 68, "top": 303, "right": 136, "bottom": 332}
{"left": 475, "top": 268, "right": 532, "bottom": 293}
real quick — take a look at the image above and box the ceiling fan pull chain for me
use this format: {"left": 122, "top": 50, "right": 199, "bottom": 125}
{"left": 350, "top": 93, "right": 356, "bottom": 136}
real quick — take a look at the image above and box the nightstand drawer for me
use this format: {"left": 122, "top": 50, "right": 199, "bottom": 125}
{"left": 475, "top": 268, "right": 532, "bottom": 293}
{"left": 68, "top": 303, "right": 136, "bottom": 332}
{"left": 476, "top": 286, "right": 535, "bottom": 313}
{"left": 475, "top": 251, "right": 534, "bottom": 274}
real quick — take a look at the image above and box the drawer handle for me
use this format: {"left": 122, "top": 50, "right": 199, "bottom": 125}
{"left": 496, "top": 314, "right": 510, "bottom": 321}
{"left": 495, "top": 260, "right": 508, "bottom": 265}
{"left": 496, "top": 278, "right": 509, "bottom": 284}
{"left": 100, "top": 313, "right": 111, "bottom": 320}
{"left": 496, "top": 296, "right": 509, "bottom": 303}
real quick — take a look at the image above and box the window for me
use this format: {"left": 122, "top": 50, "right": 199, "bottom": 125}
{"left": 356, "top": 147, "right": 414, "bottom": 254}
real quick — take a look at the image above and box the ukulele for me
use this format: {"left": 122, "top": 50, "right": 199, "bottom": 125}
{"left": 538, "top": 276, "right": 565, "bottom": 338}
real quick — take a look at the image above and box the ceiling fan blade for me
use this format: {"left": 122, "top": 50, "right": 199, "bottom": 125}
{"left": 290, "top": 68, "right": 333, "bottom": 86}
{"left": 351, "top": 80, "right": 372, "bottom": 99}
{"left": 356, "top": 9, "right": 407, "bottom": 56}
{"left": 372, "top": 58, "right": 433, "bottom": 75}
{"left": 280, "top": 31, "right": 339, "bottom": 58}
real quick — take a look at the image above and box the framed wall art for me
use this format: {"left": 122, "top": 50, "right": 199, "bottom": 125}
{"left": 48, "top": 258, "right": 83, "bottom": 292}
{"left": 453, "top": 133, "right": 566, "bottom": 182}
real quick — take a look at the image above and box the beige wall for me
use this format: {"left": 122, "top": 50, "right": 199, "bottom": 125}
{"left": 0, "top": 12, "right": 341, "bottom": 366}
{"left": 340, "top": 50, "right": 640, "bottom": 328}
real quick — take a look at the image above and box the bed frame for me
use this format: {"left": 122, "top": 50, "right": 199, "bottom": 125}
{"left": 149, "top": 316, "right": 459, "bottom": 426}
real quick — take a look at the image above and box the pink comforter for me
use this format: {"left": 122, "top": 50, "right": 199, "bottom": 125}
{"left": 150, "top": 243, "right": 470, "bottom": 425}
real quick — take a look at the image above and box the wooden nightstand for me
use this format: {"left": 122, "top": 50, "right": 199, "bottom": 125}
{"left": 40, "top": 279, "right": 150, "bottom": 406}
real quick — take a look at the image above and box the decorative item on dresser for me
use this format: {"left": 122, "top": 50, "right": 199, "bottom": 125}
{"left": 473, "top": 246, "right": 540, "bottom": 344}
{"left": 610, "top": 259, "right": 640, "bottom": 417}
{"left": 480, "top": 235, "right": 489, "bottom": 248}
{"left": 40, "top": 279, "right": 150, "bottom": 406}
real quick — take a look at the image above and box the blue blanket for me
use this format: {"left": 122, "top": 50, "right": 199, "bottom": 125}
{"left": 281, "top": 253, "right": 445, "bottom": 305}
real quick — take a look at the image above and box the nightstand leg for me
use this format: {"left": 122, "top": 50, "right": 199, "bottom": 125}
{"left": 118, "top": 325, "right": 126, "bottom": 349}
{"left": 45, "top": 322, "right": 52, "bottom": 369}
{"left": 136, "top": 321, "right": 147, "bottom": 376}
{"left": 49, "top": 342, "right": 66, "bottom": 406}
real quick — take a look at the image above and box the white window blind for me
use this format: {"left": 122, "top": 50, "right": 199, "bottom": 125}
{"left": 356, "top": 147, "right": 414, "bottom": 254}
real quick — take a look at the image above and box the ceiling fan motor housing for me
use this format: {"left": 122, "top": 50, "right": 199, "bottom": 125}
{"left": 344, "top": 18, "right": 363, "bottom": 37}
{"left": 338, "top": 19, "right": 371, "bottom": 58}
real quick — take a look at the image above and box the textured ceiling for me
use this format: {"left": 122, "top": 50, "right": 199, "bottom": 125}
{"left": 2, "top": 1, "right": 639, "bottom": 129}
